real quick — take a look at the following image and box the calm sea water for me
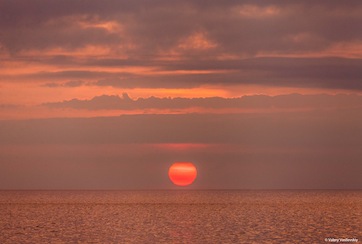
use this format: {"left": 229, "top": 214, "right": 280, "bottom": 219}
{"left": 0, "top": 190, "right": 361, "bottom": 243}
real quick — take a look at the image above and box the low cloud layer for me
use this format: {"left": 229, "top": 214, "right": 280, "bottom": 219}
{"left": 43, "top": 93, "right": 362, "bottom": 111}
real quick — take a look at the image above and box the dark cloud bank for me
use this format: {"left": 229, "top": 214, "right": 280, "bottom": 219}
{"left": 1, "top": 1, "right": 362, "bottom": 90}
{"left": 1, "top": 0, "right": 361, "bottom": 54}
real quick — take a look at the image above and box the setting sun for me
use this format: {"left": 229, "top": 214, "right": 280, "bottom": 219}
{"left": 168, "top": 162, "right": 197, "bottom": 186}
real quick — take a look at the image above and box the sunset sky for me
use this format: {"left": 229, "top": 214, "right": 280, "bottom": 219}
{"left": 1, "top": 0, "right": 361, "bottom": 189}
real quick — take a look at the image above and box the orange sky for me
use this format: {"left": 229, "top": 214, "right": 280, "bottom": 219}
{"left": 1, "top": 1, "right": 362, "bottom": 119}
{"left": 1, "top": 0, "right": 362, "bottom": 190}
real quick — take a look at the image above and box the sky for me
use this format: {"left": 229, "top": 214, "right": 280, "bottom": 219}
{"left": 0, "top": 0, "right": 361, "bottom": 189}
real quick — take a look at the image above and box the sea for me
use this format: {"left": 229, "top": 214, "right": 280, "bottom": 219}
{"left": 0, "top": 190, "right": 361, "bottom": 243}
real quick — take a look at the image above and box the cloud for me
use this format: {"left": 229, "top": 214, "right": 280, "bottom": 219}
{"left": 0, "top": 1, "right": 361, "bottom": 58}
{"left": 42, "top": 93, "right": 362, "bottom": 111}
{"left": 4, "top": 57, "right": 360, "bottom": 91}
{"left": 1, "top": 0, "right": 361, "bottom": 56}
{"left": 43, "top": 80, "right": 86, "bottom": 87}
{"left": 1, "top": 1, "right": 362, "bottom": 91}
{"left": 0, "top": 104, "right": 23, "bottom": 109}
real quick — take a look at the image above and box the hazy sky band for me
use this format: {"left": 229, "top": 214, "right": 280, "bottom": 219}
{"left": 1, "top": 113, "right": 361, "bottom": 189}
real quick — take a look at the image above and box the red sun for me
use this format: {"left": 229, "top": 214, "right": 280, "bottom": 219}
{"left": 168, "top": 162, "right": 197, "bottom": 186}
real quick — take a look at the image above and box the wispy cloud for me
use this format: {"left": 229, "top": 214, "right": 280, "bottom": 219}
{"left": 43, "top": 80, "right": 87, "bottom": 88}
{"left": 43, "top": 93, "right": 362, "bottom": 111}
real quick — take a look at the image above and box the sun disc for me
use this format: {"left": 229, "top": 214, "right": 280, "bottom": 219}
{"left": 168, "top": 162, "right": 197, "bottom": 186}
